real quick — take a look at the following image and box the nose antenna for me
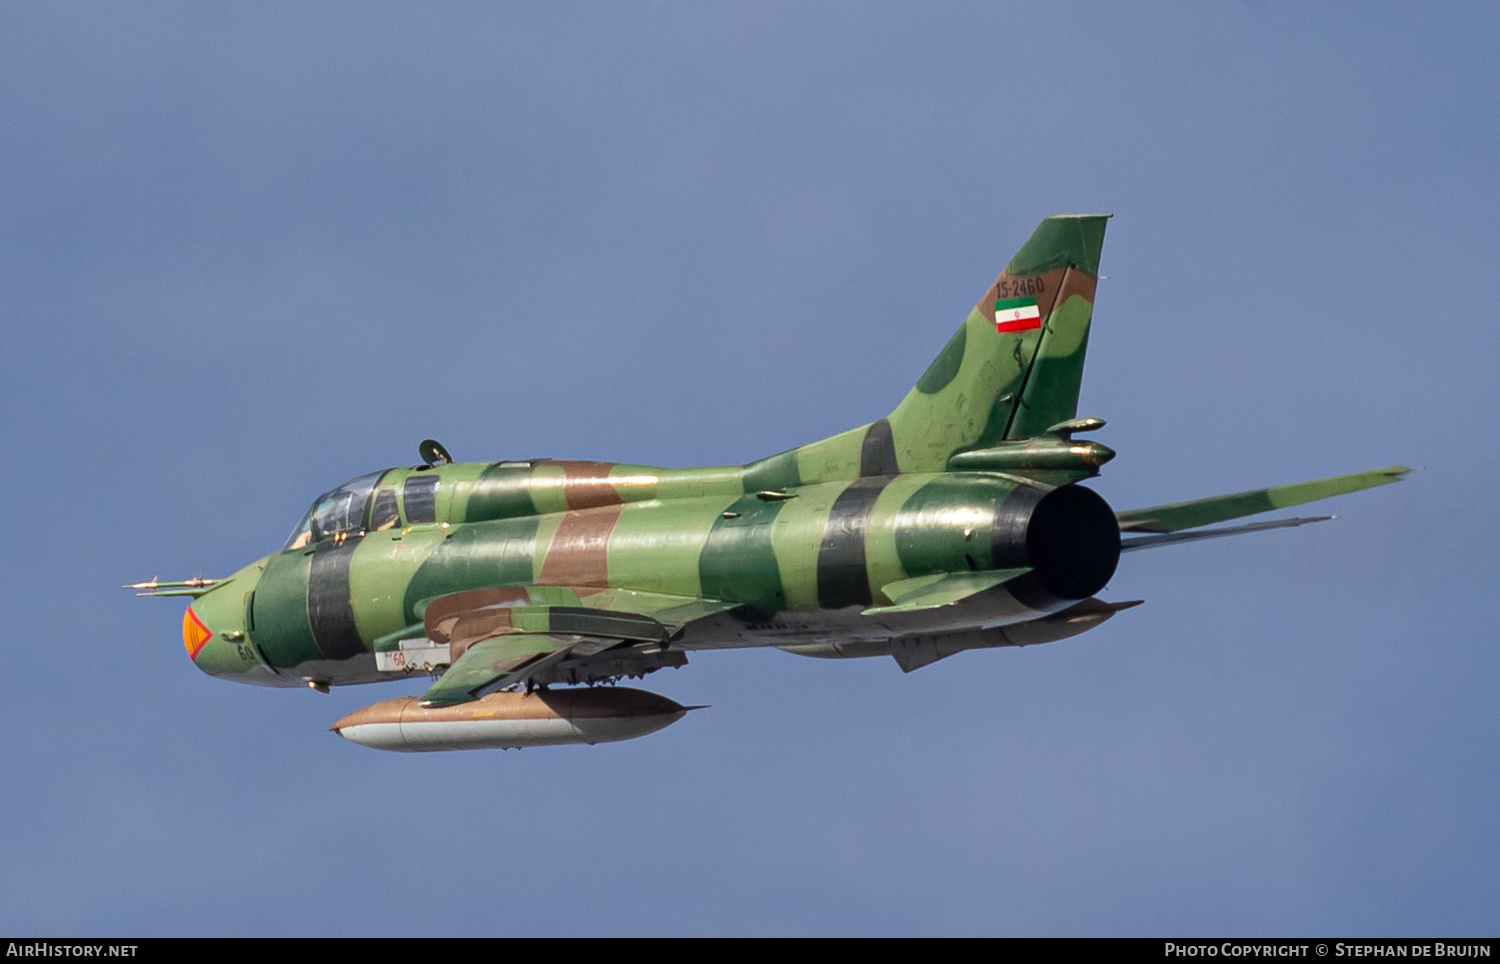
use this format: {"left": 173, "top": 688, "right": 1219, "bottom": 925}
{"left": 123, "top": 575, "right": 221, "bottom": 598}
{"left": 418, "top": 439, "right": 453, "bottom": 467}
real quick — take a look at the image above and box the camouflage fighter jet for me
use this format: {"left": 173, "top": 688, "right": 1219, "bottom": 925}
{"left": 130, "top": 215, "right": 1408, "bottom": 752}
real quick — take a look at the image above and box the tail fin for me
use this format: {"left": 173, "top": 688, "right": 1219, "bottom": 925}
{"left": 889, "top": 214, "right": 1109, "bottom": 471}
{"left": 743, "top": 215, "right": 1109, "bottom": 488}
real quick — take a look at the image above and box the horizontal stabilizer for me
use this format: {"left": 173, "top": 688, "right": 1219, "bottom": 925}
{"left": 886, "top": 596, "right": 1143, "bottom": 671}
{"left": 1121, "top": 515, "right": 1331, "bottom": 552}
{"left": 865, "top": 568, "right": 1031, "bottom": 615}
{"left": 1116, "top": 466, "right": 1409, "bottom": 534}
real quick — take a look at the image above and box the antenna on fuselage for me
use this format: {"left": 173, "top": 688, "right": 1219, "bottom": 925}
{"left": 419, "top": 439, "right": 453, "bottom": 467}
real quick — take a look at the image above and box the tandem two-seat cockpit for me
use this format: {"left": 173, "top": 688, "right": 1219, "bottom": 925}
{"left": 282, "top": 439, "right": 454, "bottom": 551}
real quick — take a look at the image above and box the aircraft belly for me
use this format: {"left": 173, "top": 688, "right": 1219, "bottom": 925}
{"left": 670, "top": 581, "right": 1076, "bottom": 651}
{"left": 265, "top": 652, "right": 386, "bottom": 687}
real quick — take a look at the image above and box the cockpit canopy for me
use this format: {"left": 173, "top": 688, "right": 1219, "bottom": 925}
{"left": 282, "top": 468, "right": 442, "bottom": 551}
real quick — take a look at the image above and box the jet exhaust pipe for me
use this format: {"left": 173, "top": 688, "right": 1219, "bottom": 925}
{"left": 992, "top": 483, "right": 1120, "bottom": 601}
{"left": 332, "top": 687, "right": 692, "bottom": 752}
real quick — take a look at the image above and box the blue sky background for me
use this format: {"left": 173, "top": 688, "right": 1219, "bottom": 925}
{"left": 1, "top": 2, "right": 1497, "bottom": 936}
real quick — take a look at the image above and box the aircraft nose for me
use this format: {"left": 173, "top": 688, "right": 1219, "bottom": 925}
{"left": 173, "top": 563, "right": 270, "bottom": 680}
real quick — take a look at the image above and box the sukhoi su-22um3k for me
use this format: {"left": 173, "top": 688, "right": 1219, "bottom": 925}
{"left": 130, "top": 215, "right": 1408, "bottom": 752}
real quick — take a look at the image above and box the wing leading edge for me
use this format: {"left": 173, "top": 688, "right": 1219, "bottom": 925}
{"left": 1115, "top": 465, "right": 1410, "bottom": 550}
{"left": 415, "top": 586, "right": 742, "bottom": 707}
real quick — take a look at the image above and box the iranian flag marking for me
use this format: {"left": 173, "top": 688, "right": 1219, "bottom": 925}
{"left": 994, "top": 296, "right": 1042, "bottom": 333}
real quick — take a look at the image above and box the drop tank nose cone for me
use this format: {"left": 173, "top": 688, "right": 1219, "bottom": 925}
{"left": 333, "top": 688, "right": 692, "bottom": 752}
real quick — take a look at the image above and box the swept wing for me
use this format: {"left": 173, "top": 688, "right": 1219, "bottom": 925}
{"left": 415, "top": 586, "right": 741, "bottom": 707}
{"left": 1116, "top": 465, "right": 1410, "bottom": 550}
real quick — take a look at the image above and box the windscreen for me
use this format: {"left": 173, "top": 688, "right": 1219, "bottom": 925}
{"left": 281, "top": 471, "right": 386, "bottom": 550}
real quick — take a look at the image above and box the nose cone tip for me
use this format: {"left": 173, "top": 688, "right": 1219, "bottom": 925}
{"left": 182, "top": 605, "right": 214, "bottom": 661}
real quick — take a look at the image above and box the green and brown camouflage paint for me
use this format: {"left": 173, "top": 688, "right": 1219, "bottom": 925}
{"left": 172, "top": 214, "right": 1407, "bottom": 696}
{"left": 183, "top": 215, "right": 1116, "bottom": 683}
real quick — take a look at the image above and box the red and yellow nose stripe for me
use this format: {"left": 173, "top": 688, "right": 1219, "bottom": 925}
{"left": 183, "top": 606, "right": 213, "bottom": 660}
